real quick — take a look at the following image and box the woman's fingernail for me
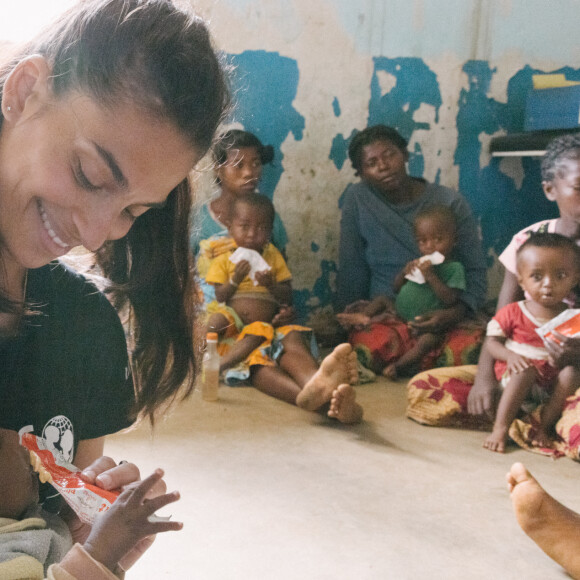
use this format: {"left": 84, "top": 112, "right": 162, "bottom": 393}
{"left": 82, "top": 470, "right": 96, "bottom": 480}
{"left": 97, "top": 474, "right": 113, "bottom": 488}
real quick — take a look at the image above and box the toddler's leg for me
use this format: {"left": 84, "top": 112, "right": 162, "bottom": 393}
{"left": 250, "top": 333, "right": 360, "bottom": 419}
{"left": 251, "top": 365, "right": 304, "bottom": 405}
{"left": 484, "top": 366, "right": 536, "bottom": 453}
{"left": 220, "top": 334, "right": 265, "bottom": 372}
{"left": 507, "top": 462, "right": 580, "bottom": 579}
{"left": 383, "top": 332, "right": 442, "bottom": 379}
{"left": 534, "top": 366, "right": 580, "bottom": 448}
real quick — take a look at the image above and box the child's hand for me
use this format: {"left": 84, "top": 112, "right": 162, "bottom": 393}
{"left": 255, "top": 269, "right": 274, "bottom": 288}
{"left": 272, "top": 305, "right": 296, "bottom": 326}
{"left": 403, "top": 259, "right": 421, "bottom": 277}
{"left": 233, "top": 260, "right": 251, "bottom": 284}
{"left": 83, "top": 469, "right": 182, "bottom": 572}
{"left": 417, "top": 260, "right": 434, "bottom": 277}
{"left": 506, "top": 352, "right": 531, "bottom": 375}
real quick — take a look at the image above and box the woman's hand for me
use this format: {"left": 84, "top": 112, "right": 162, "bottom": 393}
{"left": 408, "top": 306, "right": 464, "bottom": 335}
{"left": 343, "top": 300, "right": 370, "bottom": 314}
{"left": 336, "top": 312, "right": 371, "bottom": 331}
{"left": 467, "top": 347, "right": 498, "bottom": 418}
{"left": 80, "top": 456, "right": 144, "bottom": 492}
{"left": 544, "top": 331, "right": 580, "bottom": 369}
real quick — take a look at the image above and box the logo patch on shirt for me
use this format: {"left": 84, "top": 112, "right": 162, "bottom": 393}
{"left": 42, "top": 415, "right": 74, "bottom": 463}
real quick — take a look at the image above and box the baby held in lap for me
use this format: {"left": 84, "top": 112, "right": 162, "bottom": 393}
{"left": 338, "top": 204, "right": 466, "bottom": 378}
{"left": 482, "top": 233, "right": 580, "bottom": 453}
{"left": 206, "top": 194, "right": 292, "bottom": 333}
{"left": 205, "top": 194, "right": 362, "bottom": 423}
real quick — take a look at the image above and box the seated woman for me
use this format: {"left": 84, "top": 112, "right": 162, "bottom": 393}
{"left": 407, "top": 134, "right": 580, "bottom": 461}
{"left": 191, "top": 129, "right": 288, "bottom": 305}
{"left": 336, "top": 124, "right": 487, "bottom": 373}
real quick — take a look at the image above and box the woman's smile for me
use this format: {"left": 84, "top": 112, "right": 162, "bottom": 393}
{"left": 37, "top": 200, "right": 71, "bottom": 252}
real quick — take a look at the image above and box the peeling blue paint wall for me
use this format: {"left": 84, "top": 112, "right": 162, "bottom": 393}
{"left": 200, "top": 0, "right": 580, "bottom": 322}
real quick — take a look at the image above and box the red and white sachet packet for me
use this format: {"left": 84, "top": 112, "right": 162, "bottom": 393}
{"left": 535, "top": 308, "right": 580, "bottom": 345}
{"left": 19, "top": 428, "right": 171, "bottom": 525}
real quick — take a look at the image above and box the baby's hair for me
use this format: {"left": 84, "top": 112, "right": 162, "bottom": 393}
{"left": 541, "top": 134, "right": 580, "bottom": 182}
{"left": 516, "top": 232, "right": 580, "bottom": 270}
{"left": 232, "top": 193, "right": 275, "bottom": 227}
{"left": 414, "top": 204, "right": 457, "bottom": 234}
{"left": 213, "top": 129, "right": 275, "bottom": 166}
{"left": 348, "top": 124, "right": 408, "bottom": 175}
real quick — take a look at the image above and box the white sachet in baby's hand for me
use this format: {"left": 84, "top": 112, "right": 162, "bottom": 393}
{"left": 229, "top": 247, "right": 271, "bottom": 285}
{"left": 404, "top": 251, "right": 445, "bottom": 285}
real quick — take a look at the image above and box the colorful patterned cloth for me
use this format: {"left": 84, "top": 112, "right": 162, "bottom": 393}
{"left": 206, "top": 302, "right": 312, "bottom": 385}
{"left": 351, "top": 319, "right": 484, "bottom": 375}
{"left": 406, "top": 365, "right": 580, "bottom": 460}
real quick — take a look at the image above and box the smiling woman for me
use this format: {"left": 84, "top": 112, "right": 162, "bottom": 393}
{"left": 0, "top": 0, "right": 229, "bottom": 573}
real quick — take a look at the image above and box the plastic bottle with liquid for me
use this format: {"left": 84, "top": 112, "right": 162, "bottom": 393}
{"left": 201, "top": 332, "right": 220, "bottom": 401}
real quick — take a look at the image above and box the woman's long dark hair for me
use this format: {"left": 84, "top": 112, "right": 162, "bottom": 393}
{"left": 0, "top": 0, "right": 231, "bottom": 423}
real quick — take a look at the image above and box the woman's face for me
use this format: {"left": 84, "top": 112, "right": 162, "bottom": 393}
{"left": 543, "top": 158, "right": 580, "bottom": 225}
{"left": 0, "top": 79, "right": 198, "bottom": 272}
{"left": 217, "top": 146, "right": 263, "bottom": 196}
{"left": 359, "top": 139, "right": 408, "bottom": 195}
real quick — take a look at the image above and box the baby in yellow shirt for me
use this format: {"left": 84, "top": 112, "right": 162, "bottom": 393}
{"left": 205, "top": 194, "right": 362, "bottom": 423}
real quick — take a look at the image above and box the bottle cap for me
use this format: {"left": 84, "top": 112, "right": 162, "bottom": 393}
{"left": 206, "top": 332, "right": 218, "bottom": 341}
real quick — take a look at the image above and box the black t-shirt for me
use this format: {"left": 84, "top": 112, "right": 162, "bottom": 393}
{"left": 1, "top": 261, "right": 135, "bottom": 508}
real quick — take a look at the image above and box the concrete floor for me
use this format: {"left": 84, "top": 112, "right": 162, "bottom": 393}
{"left": 106, "top": 377, "right": 580, "bottom": 580}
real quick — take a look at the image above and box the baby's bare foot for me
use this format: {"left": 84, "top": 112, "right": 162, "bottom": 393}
{"left": 296, "top": 344, "right": 358, "bottom": 411}
{"left": 507, "top": 462, "right": 580, "bottom": 579}
{"left": 328, "top": 384, "right": 363, "bottom": 424}
{"left": 483, "top": 426, "right": 508, "bottom": 453}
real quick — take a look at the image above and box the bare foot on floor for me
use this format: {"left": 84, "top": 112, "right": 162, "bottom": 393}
{"left": 296, "top": 343, "right": 358, "bottom": 411}
{"left": 507, "top": 462, "right": 580, "bottom": 579}
{"left": 382, "top": 363, "right": 397, "bottom": 379}
{"left": 483, "top": 426, "right": 508, "bottom": 453}
{"left": 328, "top": 384, "right": 363, "bottom": 424}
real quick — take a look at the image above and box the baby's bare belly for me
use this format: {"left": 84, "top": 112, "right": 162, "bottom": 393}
{"left": 229, "top": 296, "right": 278, "bottom": 326}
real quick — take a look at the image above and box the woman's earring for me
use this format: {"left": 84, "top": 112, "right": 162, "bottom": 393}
{"left": 6, "top": 106, "right": 11, "bottom": 112}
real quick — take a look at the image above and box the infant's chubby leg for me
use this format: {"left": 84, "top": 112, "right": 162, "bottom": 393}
{"left": 507, "top": 462, "right": 580, "bottom": 579}
{"left": 327, "top": 384, "right": 363, "bottom": 424}
{"left": 296, "top": 344, "right": 358, "bottom": 411}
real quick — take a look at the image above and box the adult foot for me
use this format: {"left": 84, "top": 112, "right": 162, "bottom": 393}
{"left": 328, "top": 384, "right": 363, "bottom": 424}
{"left": 296, "top": 343, "right": 358, "bottom": 411}
{"left": 507, "top": 462, "right": 580, "bottom": 579}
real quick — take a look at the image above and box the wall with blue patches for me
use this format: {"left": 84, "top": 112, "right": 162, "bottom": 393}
{"left": 194, "top": 0, "right": 580, "bottom": 322}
